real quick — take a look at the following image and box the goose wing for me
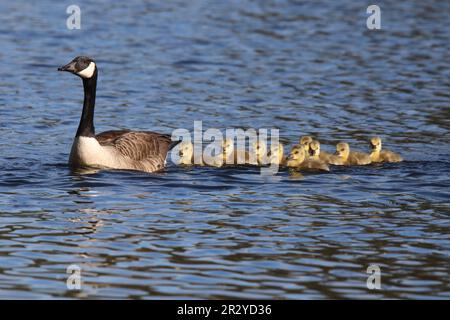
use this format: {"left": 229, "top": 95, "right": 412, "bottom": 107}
{"left": 96, "top": 130, "right": 131, "bottom": 145}
{"left": 96, "top": 130, "right": 174, "bottom": 161}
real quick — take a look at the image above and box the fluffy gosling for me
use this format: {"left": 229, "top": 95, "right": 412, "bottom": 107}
{"left": 222, "top": 138, "right": 253, "bottom": 165}
{"left": 287, "top": 144, "right": 330, "bottom": 171}
{"left": 369, "top": 137, "right": 403, "bottom": 163}
{"left": 309, "top": 140, "right": 344, "bottom": 165}
{"left": 299, "top": 136, "right": 313, "bottom": 157}
{"left": 335, "top": 142, "right": 371, "bottom": 165}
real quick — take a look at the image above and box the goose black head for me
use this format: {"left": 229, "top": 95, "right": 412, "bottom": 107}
{"left": 58, "top": 56, "right": 97, "bottom": 79}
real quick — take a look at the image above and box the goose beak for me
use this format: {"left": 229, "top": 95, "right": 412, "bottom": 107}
{"left": 58, "top": 61, "right": 77, "bottom": 73}
{"left": 286, "top": 154, "right": 293, "bottom": 161}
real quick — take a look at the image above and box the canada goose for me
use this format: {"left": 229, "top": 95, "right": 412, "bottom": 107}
{"left": 268, "top": 143, "right": 287, "bottom": 166}
{"left": 309, "top": 140, "right": 344, "bottom": 165}
{"left": 369, "top": 137, "right": 403, "bottom": 163}
{"left": 58, "top": 56, "right": 178, "bottom": 173}
{"left": 287, "top": 145, "right": 330, "bottom": 171}
{"left": 299, "top": 136, "right": 313, "bottom": 157}
{"left": 335, "top": 142, "right": 371, "bottom": 165}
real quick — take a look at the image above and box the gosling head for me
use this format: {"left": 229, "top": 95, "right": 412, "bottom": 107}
{"left": 309, "top": 140, "right": 321, "bottom": 158}
{"left": 222, "top": 138, "right": 234, "bottom": 158}
{"left": 300, "top": 136, "right": 313, "bottom": 153}
{"left": 286, "top": 145, "right": 306, "bottom": 167}
{"left": 335, "top": 142, "right": 350, "bottom": 160}
{"left": 178, "top": 141, "right": 194, "bottom": 164}
{"left": 58, "top": 56, "right": 97, "bottom": 79}
{"left": 269, "top": 143, "right": 284, "bottom": 164}
{"left": 370, "top": 136, "right": 382, "bottom": 152}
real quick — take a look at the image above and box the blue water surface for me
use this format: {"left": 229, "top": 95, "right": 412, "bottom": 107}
{"left": 0, "top": 0, "right": 449, "bottom": 299}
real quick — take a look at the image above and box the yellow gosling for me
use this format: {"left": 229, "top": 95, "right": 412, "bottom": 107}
{"left": 287, "top": 145, "right": 329, "bottom": 171}
{"left": 299, "top": 136, "right": 313, "bottom": 157}
{"left": 251, "top": 139, "right": 268, "bottom": 165}
{"left": 178, "top": 141, "right": 195, "bottom": 165}
{"left": 369, "top": 137, "right": 403, "bottom": 163}
{"left": 335, "top": 142, "right": 371, "bottom": 165}
{"left": 222, "top": 138, "right": 235, "bottom": 164}
{"left": 269, "top": 143, "right": 287, "bottom": 166}
{"left": 287, "top": 145, "right": 306, "bottom": 167}
{"left": 309, "top": 140, "right": 344, "bottom": 165}
{"left": 222, "top": 138, "right": 253, "bottom": 165}
{"left": 178, "top": 141, "right": 221, "bottom": 166}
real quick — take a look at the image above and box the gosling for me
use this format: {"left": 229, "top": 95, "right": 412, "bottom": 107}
{"left": 335, "top": 142, "right": 371, "bottom": 165}
{"left": 251, "top": 139, "right": 269, "bottom": 165}
{"left": 287, "top": 145, "right": 330, "bottom": 171}
{"left": 178, "top": 141, "right": 221, "bottom": 166}
{"left": 369, "top": 137, "right": 403, "bottom": 163}
{"left": 299, "top": 135, "right": 313, "bottom": 158}
{"left": 309, "top": 140, "right": 344, "bottom": 165}
{"left": 222, "top": 138, "right": 253, "bottom": 165}
{"left": 268, "top": 142, "right": 287, "bottom": 166}
{"left": 178, "top": 141, "right": 195, "bottom": 165}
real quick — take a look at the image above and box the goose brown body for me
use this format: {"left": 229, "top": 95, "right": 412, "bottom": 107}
{"left": 69, "top": 130, "right": 175, "bottom": 172}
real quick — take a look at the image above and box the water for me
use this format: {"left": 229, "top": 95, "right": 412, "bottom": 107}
{"left": 0, "top": 0, "right": 449, "bottom": 299}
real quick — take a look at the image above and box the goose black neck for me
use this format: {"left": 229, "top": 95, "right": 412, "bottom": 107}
{"left": 75, "top": 70, "right": 97, "bottom": 137}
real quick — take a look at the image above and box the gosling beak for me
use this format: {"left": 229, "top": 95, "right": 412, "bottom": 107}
{"left": 58, "top": 61, "right": 77, "bottom": 73}
{"left": 286, "top": 154, "right": 293, "bottom": 161}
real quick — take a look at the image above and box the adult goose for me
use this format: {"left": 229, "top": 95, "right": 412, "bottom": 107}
{"left": 58, "top": 56, "right": 178, "bottom": 173}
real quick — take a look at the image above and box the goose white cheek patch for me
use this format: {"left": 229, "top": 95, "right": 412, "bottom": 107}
{"left": 77, "top": 62, "right": 96, "bottom": 78}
